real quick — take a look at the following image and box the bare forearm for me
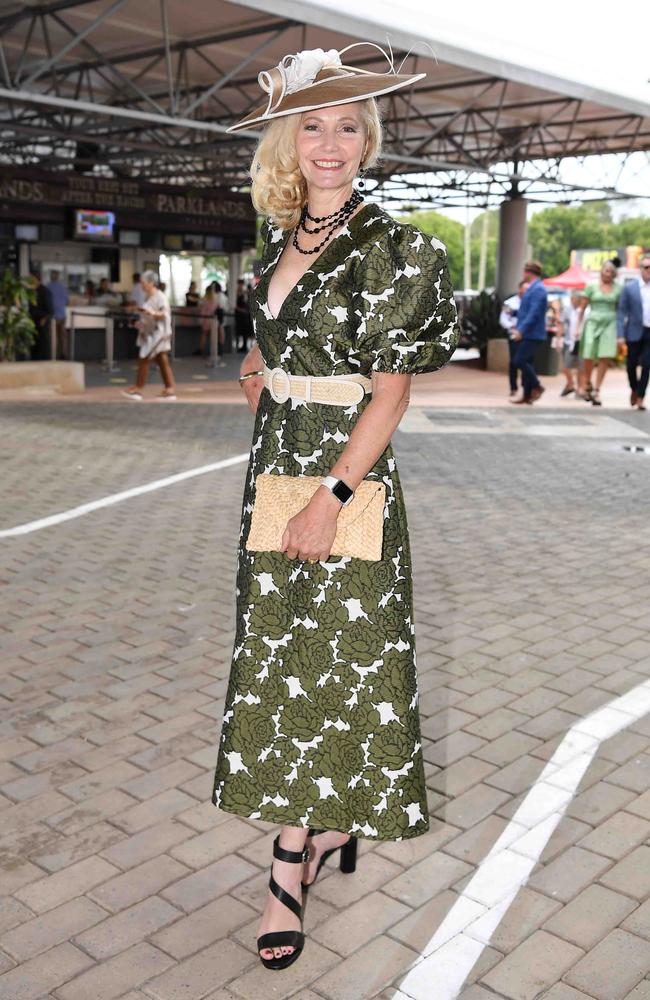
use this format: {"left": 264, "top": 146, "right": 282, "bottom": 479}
{"left": 284, "top": 373, "right": 411, "bottom": 552}
{"left": 240, "top": 342, "right": 262, "bottom": 375}
{"left": 327, "top": 377, "right": 410, "bottom": 490}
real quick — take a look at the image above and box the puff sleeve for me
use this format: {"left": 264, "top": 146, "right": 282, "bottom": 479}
{"left": 353, "top": 224, "right": 460, "bottom": 375}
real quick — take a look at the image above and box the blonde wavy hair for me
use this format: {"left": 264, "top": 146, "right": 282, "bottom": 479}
{"left": 250, "top": 99, "right": 382, "bottom": 230}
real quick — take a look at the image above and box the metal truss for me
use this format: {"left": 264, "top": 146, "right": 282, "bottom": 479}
{"left": 1, "top": 0, "right": 649, "bottom": 206}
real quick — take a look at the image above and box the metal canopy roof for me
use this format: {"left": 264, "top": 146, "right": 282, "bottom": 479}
{"left": 1, "top": 0, "right": 649, "bottom": 207}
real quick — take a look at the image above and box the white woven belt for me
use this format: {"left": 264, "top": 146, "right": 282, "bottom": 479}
{"left": 263, "top": 363, "right": 372, "bottom": 406}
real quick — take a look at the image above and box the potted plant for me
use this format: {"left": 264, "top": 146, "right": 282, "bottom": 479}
{"left": 0, "top": 270, "right": 37, "bottom": 362}
{"left": 462, "top": 290, "right": 503, "bottom": 368}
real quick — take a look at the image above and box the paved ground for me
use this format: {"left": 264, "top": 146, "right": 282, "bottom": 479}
{"left": 0, "top": 352, "right": 640, "bottom": 410}
{"left": 1, "top": 387, "right": 650, "bottom": 1000}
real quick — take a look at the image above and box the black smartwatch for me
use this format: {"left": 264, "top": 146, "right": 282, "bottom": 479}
{"left": 322, "top": 475, "right": 354, "bottom": 507}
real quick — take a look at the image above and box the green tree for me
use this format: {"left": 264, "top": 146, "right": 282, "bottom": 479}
{"left": 396, "top": 209, "right": 464, "bottom": 288}
{"left": 0, "top": 270, "right": 36, "bottom": 362}
{"left": 610, "top": 216, "right": 650, "bottom": 250}
{"left": 528, "top": 202, "right": 614, "bottom": 276}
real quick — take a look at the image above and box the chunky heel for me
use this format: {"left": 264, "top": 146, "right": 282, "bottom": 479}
{"left": 339, "top": 836, "right": 357, "bottom": 874}
{"left": 302, "top": 829, "right": 359, "bottom": 888}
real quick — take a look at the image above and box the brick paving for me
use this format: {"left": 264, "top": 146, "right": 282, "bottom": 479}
{"left": 1, "top": 392, "right": 650, "bottom": 1000}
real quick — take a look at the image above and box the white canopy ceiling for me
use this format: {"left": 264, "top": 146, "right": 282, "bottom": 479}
{"left": 1, "top": 0, "right": 648, "bottom": 205}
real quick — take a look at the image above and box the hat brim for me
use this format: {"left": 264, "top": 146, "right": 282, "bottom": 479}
{"left": 227, "top": 72, "right": 426, "bottom": 134}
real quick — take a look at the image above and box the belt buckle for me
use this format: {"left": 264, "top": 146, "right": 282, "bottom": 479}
{"left": 348, "top": 380, "right": 366, "bottom": 405}
{"left": 269, "top": 366, "right": 291, "bottom": 403}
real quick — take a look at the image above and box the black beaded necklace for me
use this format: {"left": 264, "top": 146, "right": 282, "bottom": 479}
{"left": 292, "top": 190, "right": 363, "bottom": 256}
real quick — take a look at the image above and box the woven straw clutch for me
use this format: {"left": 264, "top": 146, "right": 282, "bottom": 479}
{"left": 246, "top": 474, "right": 386, "bottom": 561}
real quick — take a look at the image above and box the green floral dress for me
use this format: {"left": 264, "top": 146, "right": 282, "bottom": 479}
{"left": 213, "top": 203, "right": 460, "bottom": 841}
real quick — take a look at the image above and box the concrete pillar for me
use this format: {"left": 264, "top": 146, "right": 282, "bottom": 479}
{"left": 18, "top": 243, "right": 30, "bottom": 277}
{"left": 496, "top": 197, "right": 528, "bottom": 299}
{"left": 191, "top": 255, "right": 203, "bottom": 288}
{"left": 228, "top": 253, "right": 241, "bottom": 303}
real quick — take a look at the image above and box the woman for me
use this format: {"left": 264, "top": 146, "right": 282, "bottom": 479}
{"left": 185, "top": 280, "right": 200, "bottom": 307}
{"left": 212, "top": 44, "right": 460, "bottom": 971}
{"left": 121, "top": 270, "right": 176, "bottom": 401}
{"left": 577, "top": 260, "right": 623, "bottom": 405}
{"left": 559, "top": 290, "right": 581, "bottom": 397}
{"left": 196, "top": 283, "right": 216, "bottom": 356}
{"left": 197, "top": 281, "right": 226, "bottom": 361}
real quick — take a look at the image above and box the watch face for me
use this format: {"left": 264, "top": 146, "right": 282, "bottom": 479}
{"left": 332, "top": 480, "right": 353, "bottom": 504}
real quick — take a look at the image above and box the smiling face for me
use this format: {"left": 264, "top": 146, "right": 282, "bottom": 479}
{"left": 601, "top": 262, "right": 616, "bottom": 283}
{"left": 295, "top": 104, "right": 366, "bottom": 198}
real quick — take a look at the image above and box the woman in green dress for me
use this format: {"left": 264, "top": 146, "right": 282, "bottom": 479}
{"left": 212, "top": 44, "right": 460, "bottom": 971}
{"left": 577, "top": 260, "right": 623, "bottom": 405}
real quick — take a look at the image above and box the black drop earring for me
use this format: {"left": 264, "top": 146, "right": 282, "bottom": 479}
{"left": 357, "top": 164, "right": 367, "bottom": 190}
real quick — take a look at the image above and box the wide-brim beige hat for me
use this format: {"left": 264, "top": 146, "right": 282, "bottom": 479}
{"left": 227, "top": 42, "right": 426, "bottom": 133}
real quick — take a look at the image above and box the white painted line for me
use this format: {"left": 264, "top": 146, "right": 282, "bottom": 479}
{"left": 0, "top": 453, "right": 249, "bottom": 538}
{"left": 397, "top": 677, "right": 650, "bottom": 1000}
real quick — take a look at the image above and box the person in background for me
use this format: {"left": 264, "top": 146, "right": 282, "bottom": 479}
{"left": 159, "top": 281, "right": 167, "bottom": 293}
{"left": 130, "top": 272, "right": 146, "bottom": 308}
{"left": 96, "top": 277, "right": 121, "bottom": 306}
{"left": 576, "top": 260, "right": 622, "bottom": 406}
{"left": 558, "top": 290, "right": 582, "bottom": 397}
{"left": 499, "top": 279, "right": 527, "bottom": 398}
{"left": 196, "top": 283, "right": 216, "bottom": 356}
{"left": 617, "top": 253, "right": 650, "bottom": 412}
{"left": 83, "top": 278, "right": 95, "bottom": 304}
{"left": 28, "top": 270, "right": 53, "bottom": 360}
{"left": 186, "top": 280, "right": 200, "bottom": 307}
{"left": 235, "top": 277, "right": 251, "bottom": 352}
{"left": 46, "top": 269, "right": 69, "bottom": 359}
{"left": 213, "top": 281, "right": 226, "bottom": 363}
{"left": 510, "top": 260, "right": 548, "bottom": 405}
{"left": 96, "top": 277, "right": 111, "bottom": 301}
{"left": 196, "top": 282, "right": 227, "bottom": 363}
{"left": 121, "top": 271, "right": 176, "bottom": 401}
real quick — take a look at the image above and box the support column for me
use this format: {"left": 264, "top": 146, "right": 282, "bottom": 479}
{"left": 227, "top": 253, "right": 242, "bottom": 354}
{"left": 496, "top": 197, "right": 528, "bottom": 299}
{"left": 18, "top": 243, "right": 30, "bottom": 277}
{"left": 228, "top": 252, "right": 241, "bottom": 303}
{"left": 191, "top": 254, "right": 203, "bottom": 288}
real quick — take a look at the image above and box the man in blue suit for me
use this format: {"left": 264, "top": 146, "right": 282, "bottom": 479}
{"left": 617, "top": 254, "right": 650, "bottom": 411}
{"left": 510, "top": 260, "right": 548, "bottom": 405}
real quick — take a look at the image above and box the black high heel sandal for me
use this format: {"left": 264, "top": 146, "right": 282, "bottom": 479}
{"left": 257, "top": 835, "right": 308, "bottom": 971}
{"left": 302, "top": 828, "right": 358, "bottom": 888}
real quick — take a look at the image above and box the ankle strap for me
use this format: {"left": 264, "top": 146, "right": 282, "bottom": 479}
{"left": 273, "top": 835, "right": 309, "bottom": 864}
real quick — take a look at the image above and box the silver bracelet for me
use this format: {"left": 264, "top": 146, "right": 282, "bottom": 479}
{"left": 239, "top": 370, "right": 263, "bottom": 383}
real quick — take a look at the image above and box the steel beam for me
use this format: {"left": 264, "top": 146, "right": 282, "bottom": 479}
{"left": 183, "top": 27, "right": 287, "bottom": 115}
{"left": 49, "top": 11, "right": 168, "bottom": 116}
{"left": 22, "top": 0, "right": 129, "bottom": 87}
{"left": 0, "top": 1, "right": 92, "bottom": 32}
{"left": 26, "top": 18, "right": 299, "bottom": 82}
{"left": 159, "top": 0, "right": 175, "bottom": 114}
{"left": 0, "top": 84, "right": 250, "bottom": 135}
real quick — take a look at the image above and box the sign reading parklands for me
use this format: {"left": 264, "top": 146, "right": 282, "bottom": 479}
{"left": 0, "top": 167, "right": 255, "bottom": 229}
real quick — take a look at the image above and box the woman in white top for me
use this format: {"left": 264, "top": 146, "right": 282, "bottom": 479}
{"left": 122, "top": 270, "right": 176, "bottom": 401}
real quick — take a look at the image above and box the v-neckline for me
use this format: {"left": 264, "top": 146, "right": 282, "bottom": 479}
{"left": 264, "top": 203, "right": 375, "bottom": 322}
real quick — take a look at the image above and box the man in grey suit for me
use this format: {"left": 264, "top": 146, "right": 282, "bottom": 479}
{"left": 618, "top": 253, "right": 650, "bottom": 411}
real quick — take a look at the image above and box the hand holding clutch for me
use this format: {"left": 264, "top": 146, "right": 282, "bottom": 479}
{"left": 246, "top": 474, "right": 386, "bottom": 561}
